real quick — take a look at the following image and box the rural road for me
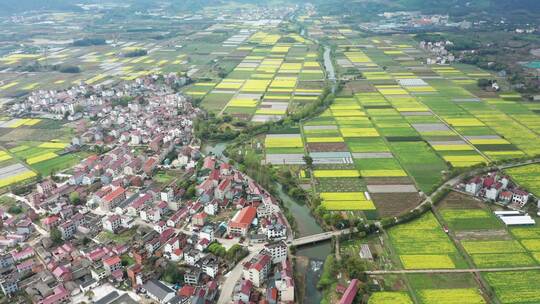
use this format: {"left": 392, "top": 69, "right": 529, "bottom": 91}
{"left": 366, "top": 265, "right": 540, "bottom": 275}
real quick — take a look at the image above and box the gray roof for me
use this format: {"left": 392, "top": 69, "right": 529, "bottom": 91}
{"left": 94, "top": 291, "right": 120, "bottom": 304}
{"left": 111, "top": 293, "right": 140, "bottom": 304}
{"left": 168, "top": 296, "right": 189, "bottom": 304}
{"left": 143, "top": 279, "right": 175, "bottom": 301}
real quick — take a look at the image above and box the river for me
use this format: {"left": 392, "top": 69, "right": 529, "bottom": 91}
{"left": 202, "top": 141, "right": 331, "bottom": 303}
{"left": 323, "top": 46, "right": 336, "bottom": 93}
{"left": 274, "top": 183, "right": 331, "bottom": 303}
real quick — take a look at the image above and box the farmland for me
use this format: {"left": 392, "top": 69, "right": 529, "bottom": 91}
{"left": 505, "top": 164, "right": 540, "bottom": 197}
{"left": 257, "top": 29, "right": 540, "bottom": 223}
{"left": 387, "top": 212, "right": 466, "bottom": 270}
{"left": 2, "top": 4, "right": 540, "bottom": 304}
{"left": 484, "top": 271, "right": 540, "bottom": 304}
{"left": 368, "top": 292, "right": 413, "bottom": 304}
{"left": 0, "top": 116, "right": 79, "bottom": 189}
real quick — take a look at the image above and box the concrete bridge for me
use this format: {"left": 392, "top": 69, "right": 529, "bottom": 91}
{"left": 290, "top": 228, "right": 354, "bottom": 247}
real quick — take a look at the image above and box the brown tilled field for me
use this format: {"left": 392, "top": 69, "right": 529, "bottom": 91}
{"left": 371, "top": 192, "right": 422, "bottom": 217}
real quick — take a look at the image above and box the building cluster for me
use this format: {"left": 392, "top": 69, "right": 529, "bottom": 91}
{"left": 233, "top": 241, "right": 294, "bottom": 303}
{"left": 462, "top": 171, "right": 533, "bottom": 209}
{"left": 1, "top": 76, "right": 293, "bottom": 303}
{"left": 8, "top": 73, "right": 190, "bottom": 120}
{"left": 419, "top": 40, "right": 456, "bottom": 65}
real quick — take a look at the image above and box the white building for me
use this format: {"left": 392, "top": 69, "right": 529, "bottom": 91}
{"left": 242, "top": 251, "right": 271, "bottom": 288}
{"left": 102, "top": 215, "right": 122, "bottom": 233}
{"left": 264, "top": 242, "right": 288, "bottom": 264}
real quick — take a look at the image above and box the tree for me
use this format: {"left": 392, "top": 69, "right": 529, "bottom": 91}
{"left": 208, "top": 242, "right": 227, "bottom": 257}
{"left": 8, "top": 205, "right": 22, "bottom": 214}
{"left": 50, "top": 227, "right": 63, "bottom": 244}
{"left": 303, "top": 155, "right": 314, "bottom": 169}
{"left": 477, "top": 78, "right": 491, "bottom": 88}
{"left": 74, "top": 104, "right": 84, "bottom": 113}
{"left": 161, "top": 263, "right": 183, "bottom": 284}
{"left": 84, "top": 290, "right": 95, "bottom": 300}
{"left": 226, "top": 244, "right": 248, "bottom": 263}
{"left": 69, "top": 191, "right": 81, "bottom": 205}
{"left": 184, "top": 185, "right": 196, "bottom": 199}
{"left": 344, "top": 255, "right": 367, "bottom": 280}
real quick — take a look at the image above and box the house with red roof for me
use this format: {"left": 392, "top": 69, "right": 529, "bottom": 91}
{"left": 485, "top": 182, "right": 503, "bottom": 201}
{"left": 170, "top": 248, "right": 183, "bottom": 262}
{"left": 192, "top": 212, "right": 207, "bottom": 227}
{"left": 11, "top": 247, "right": 34, "bottom": 262}
{"left": 233, "top": 279, "right": 252, "bottom": 303}
{"left": 42, "top": 215, "right": 60, "bottom": 231}
{"left": 99, "top": 186, "right": 126, "bottom": 212}
{"left": 242, "top": 251, "right": 271, "bottom": 287}
{"left": 167, "top": 208, "right": 187, "bottom": 227}
{"left": 499, "top": 191, "right": 513, "bottom": 204}
{"left": 465, "top": 176, "right": 483, "bottom": 195}
{"left": 38, "top": 285, "right": 70, "bottom": 304}
{"left": 103, "top": 255, "right": 122, "bottom": 274}
{"left": 220, "top": 162, "right": 232, "bottom": 175}
{"left": 196, "top": 179, "right": 216, "bottom": 196}
{"left": 202, "top": 156, "right": 216, "bottom": 171}
{"left": 52, "top": 265, "right": 72, "bottom": 282}
{"left": 228, "top": 206, "right": 257, "bottom": 237}
{"left": 128, "top": 193, "right": 153, "bottom": 215}
{"left": 338, "top": 279, "right": 359, "bottom": 304}
{"left": 143, "top": 157, "right": 158, "bottom": 175}
{"left": 215, "top": 179, "right": 232, "bottom": 200}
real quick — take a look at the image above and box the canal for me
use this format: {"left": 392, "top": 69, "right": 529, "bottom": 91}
{"left": 202, "top": 141, "right": 332, "bottom": 303}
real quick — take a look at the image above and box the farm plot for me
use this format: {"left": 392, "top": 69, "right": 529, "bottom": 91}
{"left": 368, "top": 292, "right": 413, "bottom": 304}
{"left": 388, "top": 212, "right": 465, "bottom": 269}
{"left": 320, "top": 192, "right": 375, "bottom": 211}
{"left": 9, "top": 141, "right": 70, "bottom": 173}
{"left": 509, "top": 225, "right": 540, "bottom": 263}
{"left": 354, "top": 158, "right": 407, "bottom": 177}
{"left": 31, "top": 153, "right": 88, "bottom": 176}
{"left": 484, "top": 270, "right": 540, "bottom": 304}
{"left": 440, "top": 209, "right": 503, "bottom": 231}
{"left": 388, "top": 142, "right": 447, "bottom": 193}
{"left": 417, "top": 289, "right": 485, "bottom": 304}
{"left": 0, "top": 163, "right": 37, "bottom": 188}
{"left": 505, "top": 164, "right": 540, "bottom": 197}
{"left": 439, "top": 205, "right": 540, "bottom": 268}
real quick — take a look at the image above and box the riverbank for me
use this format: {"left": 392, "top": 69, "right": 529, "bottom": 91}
{"left": 202, "top": 140, "right": 332, "bottom": 303}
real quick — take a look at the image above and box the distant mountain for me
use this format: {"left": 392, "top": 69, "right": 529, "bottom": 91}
{"left": 313, "top": 0, "right": 540, "bottom": 20}
{"left": 0, "top": 0, "right": 84, "bottom": 15}
{"left": 395, "top": 0, "right": 540, "bottom": 14}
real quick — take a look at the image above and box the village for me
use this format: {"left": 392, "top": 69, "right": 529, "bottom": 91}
{"left": 0, "top": 74, "right": 295, "bottom": 304}
{"left": 457, "top": 171, "right": 538, "bottom": 226}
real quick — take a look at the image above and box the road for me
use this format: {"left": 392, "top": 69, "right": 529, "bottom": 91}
{"left": 289, "top": 158, "right": 540, "bottom": 248}
{"left": 366, "top": 266, "right": 540, "bottom": 275}
{"left": 217, "top": 244, "right": 265, "bottom": 304}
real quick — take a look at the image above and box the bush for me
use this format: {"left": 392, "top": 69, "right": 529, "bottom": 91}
{"left": 123, "top": 49, "right": 147, "bottom": 58}
{"left": 73, "top": 38, "right": 106, "bottom": 47}
{"left": 317, "top": 255, "right": 337, "bottom": 289}
{"left": 8, "top": 205, "right": 22, "bottom": 214}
